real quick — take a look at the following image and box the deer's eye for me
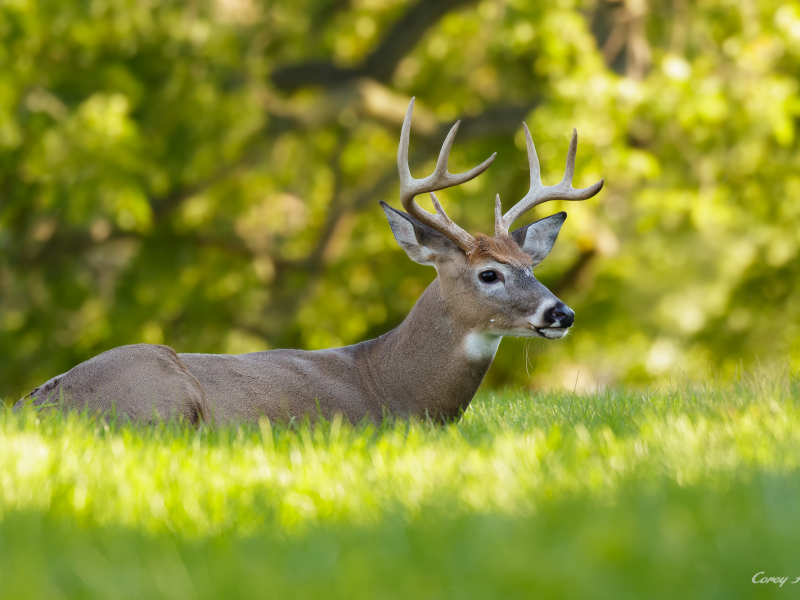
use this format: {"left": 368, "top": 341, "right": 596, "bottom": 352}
{"left": 479, "top": 270, "right": 498, "bottom": 283}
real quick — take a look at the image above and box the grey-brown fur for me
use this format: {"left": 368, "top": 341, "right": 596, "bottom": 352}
{"left": 14, "top": 344, "right": 208, "bottom": 425}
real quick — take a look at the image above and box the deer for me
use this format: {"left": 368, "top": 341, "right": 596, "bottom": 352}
{"left": 15, "top": 98, "right": 603, "bottom": 425}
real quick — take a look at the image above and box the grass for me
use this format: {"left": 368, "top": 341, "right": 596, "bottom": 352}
{"left": 1, "top": 371, "right": 800, "bottom": 599}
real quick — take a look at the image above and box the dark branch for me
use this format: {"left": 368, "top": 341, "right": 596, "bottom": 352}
{"left": 361, "top": 0, "right": 478, "bottom": 82}
{"left": 271, "top": 0, "right": 478, "bottom": 91}
{"left": 271, "top": 63, "right": 359, "bottom": 92}
{"left": 432, "top": 102, "right": 539, "bottom": 143}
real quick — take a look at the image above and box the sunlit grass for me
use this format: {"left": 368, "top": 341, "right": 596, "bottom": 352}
{"left": 1, "top": 371, "right": 798, "bottom": 598}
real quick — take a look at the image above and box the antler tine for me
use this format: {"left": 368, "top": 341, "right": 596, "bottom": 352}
{"left": 429, "top": 192, "right": 451, "bottom": 220}
{"left": 397, "top": 97, "right": 415, "bottom": 182}
{"left": 397, "top": 97, "right": 496, "bottom": 253}
{"left": 434, "top": 120, "right": 460, "bottom": 177}
{"left": 494, "top": 194, "right": 504, "bottom": 237}
{"left": 523, "top": 123, "right": 542, "bottom": 189}
{"left": 563, "top": 128, "right": 578, "bottom": 185}
{"left": 496, "top": 125, "right": 604, "bottom": 235}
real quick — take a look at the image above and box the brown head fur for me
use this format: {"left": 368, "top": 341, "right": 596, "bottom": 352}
{"left": 468, "top": 233, "right": 533, "bottom": 268}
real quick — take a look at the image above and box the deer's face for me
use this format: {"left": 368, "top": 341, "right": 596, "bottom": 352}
{"left": 383, "top": 204, "right": 574, "bottom": 340}
{"left": 454, "top": 251, "right": 573, "bottom": 341}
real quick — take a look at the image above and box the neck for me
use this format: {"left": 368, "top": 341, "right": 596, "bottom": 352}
{"left": 361, "top": 278, "right": 500, "bottom": 420}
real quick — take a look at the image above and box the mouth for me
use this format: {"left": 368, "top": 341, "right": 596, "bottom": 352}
{"left": 533, "top": 326, "right": 568, "bottom": 339}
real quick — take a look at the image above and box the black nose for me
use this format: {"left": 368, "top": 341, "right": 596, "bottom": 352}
{"left": 545, "top": 302, "right": 574, "bottom": 327}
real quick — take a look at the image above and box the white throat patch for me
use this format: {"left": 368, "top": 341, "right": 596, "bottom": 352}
{"left": 463, "top": 332, "right": 502, "bottom": 362}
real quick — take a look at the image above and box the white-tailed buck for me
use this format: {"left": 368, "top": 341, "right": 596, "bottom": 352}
{"left": 16, "top": 98, "right": 603, "bottom": 425}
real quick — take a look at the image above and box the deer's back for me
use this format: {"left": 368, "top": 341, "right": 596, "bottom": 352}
{"left": 178, "top": 345, "right": 382, "bottom": 424}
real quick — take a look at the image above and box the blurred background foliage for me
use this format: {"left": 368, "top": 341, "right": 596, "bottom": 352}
{"left": 1, "top": 0, "right": 799, "bottom": 402}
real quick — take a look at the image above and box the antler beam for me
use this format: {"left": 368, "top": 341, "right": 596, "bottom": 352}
{"left": 398, "top": 98, "right": 496, "bottom": 253}
{"left": 495, "top": 124, "right": 604, "bottom": 236}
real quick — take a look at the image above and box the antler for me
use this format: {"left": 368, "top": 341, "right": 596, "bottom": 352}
{"left": 494, "top": 124, "right": 604, "bottom": 236}
{"left": 398, "top": 98, "right": 496, "bottom": 253}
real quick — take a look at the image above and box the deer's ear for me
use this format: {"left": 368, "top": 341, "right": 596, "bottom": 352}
{"left": 510, "top": 212, "right": 567, "bottom": 267}
{"left": 380, "top": 201, "right": 452, "bottom": 266}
